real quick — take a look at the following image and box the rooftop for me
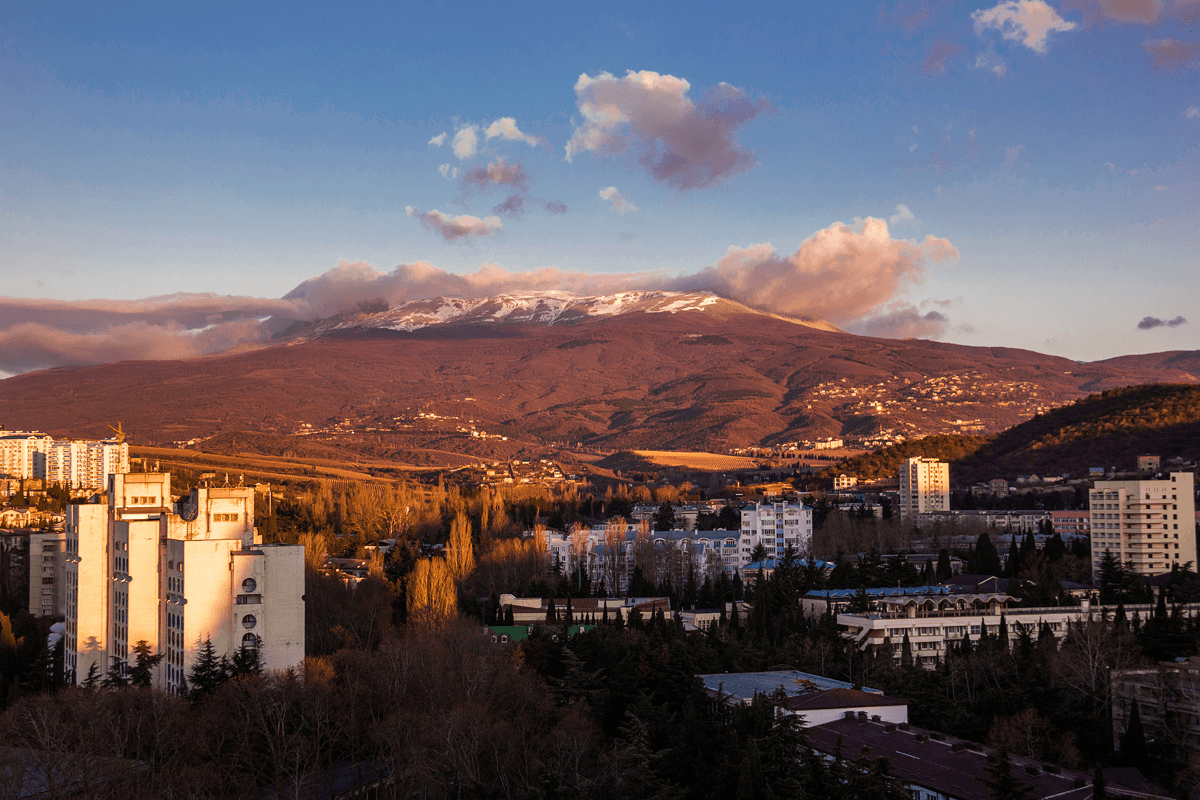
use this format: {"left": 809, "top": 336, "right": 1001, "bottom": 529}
{"left": 697, "top": 669, "right": 881, "bottom": 700}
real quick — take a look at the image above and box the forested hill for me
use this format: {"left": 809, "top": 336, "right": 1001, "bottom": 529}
{"left": 820, "top": 434, "right": 988, "bottom": 481}
{"left": 952, "top": 384, "right": 1200, "bottom": 484}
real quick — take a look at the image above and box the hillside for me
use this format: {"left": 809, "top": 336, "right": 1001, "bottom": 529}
{"left": 819, "top": 434, "right": 990, "bottom": 481}
{"left": 952, "top": 384, "right": 1200, "bottom": 483}
{"left": 1, "top": 296, "right": 1198, "bottom": 467}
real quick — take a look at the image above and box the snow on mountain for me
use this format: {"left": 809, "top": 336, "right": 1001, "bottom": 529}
{"left": 294, "top": 291, "right": 752, "bottom": 338}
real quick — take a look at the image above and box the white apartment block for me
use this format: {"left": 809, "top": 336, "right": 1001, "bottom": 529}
{"left": 836, "top": 596, "right": 1200, "bottom": 668}
{"left": 59, "top": 472, "right": 304, "bottom": 692}
{"left": 540, "top": 501, "right": 813, "bottom": 594}
{"left": 898, "top": 457, "right": 949, "bottom": 521}
{"left": 0, "top": 432, "right": 53, "bottom": 480}
{"left": 740, "top": 501, "right": 813, "bottom": 561}
{"left": 29, "top": 529, "right": 66, "bottom": 617}
{"left": 833, "top": 474, "right": 858, "bottom": 491}
{"left": 1090, "top": 472, "right": 1196, "bottom": 578}
{"left": 0, "top": 430, "right": 129, "bottom": 489}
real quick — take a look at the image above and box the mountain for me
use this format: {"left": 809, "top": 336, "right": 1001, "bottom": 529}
{"left": 1, "top": 291, "right": 1197, "bottom": 465}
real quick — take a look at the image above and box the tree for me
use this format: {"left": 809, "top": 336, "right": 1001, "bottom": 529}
{"left": 81, "top": 661, "right": 100, "bottom": 690}
{"left": 128, "top": 640, "right": 165, "bottom": 688}
{"left": 446, "top": 510, "right": 475, "bottom": 580}
{"left": 1119, "top": 699, "right": 1147, "bottom": 769}
{"left": 978, "top": 747, "right": 1034, "bottom": 800}
{"left": 188, "top": 637, "right": 227, "bottom": 701}
{"left": 937, "top": 548, "right": 953, "bottom": 581}
{"left": 101, "top": 655, "right": 128, "bottom": 689}
{"left": 653, "top": 501, "right": 677, "bottom": 532}
{"left": 409, "top": 557, "right": 458, "bottom": 627}
{"left": 974, "top": 534, "right": 1002, "bottom": 576}
{"left": 230, "top": 637, "right": 264, "bottom": 678}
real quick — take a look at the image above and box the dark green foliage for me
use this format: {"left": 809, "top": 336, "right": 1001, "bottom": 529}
{"left": 128, "top": 640, "right": 165, "bottom": 688}
{"left": 819, "top": 434, "right": 988, "bottom": 481}
{"left": 979, "top": 748, "right": 1034, "bottom": 800}
{"left": 187, "top": 637, "right": 227, "bottom": 702}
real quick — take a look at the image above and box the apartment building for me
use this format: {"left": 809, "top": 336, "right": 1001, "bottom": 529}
{"left": 0, "top": 430, "right": 129, "bottom": 489}
{"left": 834, "top": 592, "right": 1200, "bottom": 668}
{"left": 898, "top": 457, "right": 949, "bottom": 521}
{"left": 740, "top": 500, "right": 813, "bottom": 561}
{"left": 57, "top": 472, "right": 304, "bottom": 691}
{"left": 1089, "top": 472, "right": 1196, "bottom": 578}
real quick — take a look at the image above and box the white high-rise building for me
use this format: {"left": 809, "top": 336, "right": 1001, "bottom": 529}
{"left": 0, "top": 430, "right": 128, "bottom": 489}
{"left": 60, "top": 472, "right": 304, "bottom": 692}
{"left": 740, "top": 500, "right": 814, "bottom": 561}
{"left": 898, "top": 457, "right": 949, "bottom": 521}
{"left": 1090, "top": 472, "right": 1196, "bottom": 578}
{"left": 0, "top": 432, "right": 53, "bottom": 480}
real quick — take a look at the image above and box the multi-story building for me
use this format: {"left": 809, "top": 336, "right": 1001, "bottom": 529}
{"left": 1111, "top": 660, "right": 1200, "bottom": 762}
{"left": 45, "top": 438, "right": 129, "bottom": 489}
{"left": 57, "top": 472, "right": 304, "bottom": 692}
{"left": 898, "top": 457, "right": 949, "bottom": 521}
{"left": 833, "top": 474, "right": 858, "bottom": 491}
{"left": 833, "top": 592, "right": 1200, "bottom": 669}
{"left": 29, "top": 529, "right": 65, "bottom": 617}
{"left": 740, "top": 500, "right": 813, "bottom": 560}
{"left": 540, "top": 500, "right": 813, "bottom": 594}
{"left": 0, "top": 430, "right": 128, "bottom": 489}
{"left": 1051, "top": 510, "right": 1090, "bottom": 540}
{"left": 0, "top": 432, "right": 53, "bottom": 480}
{"left": 1090, "top": 472, "right": 1196, "bottom": 578}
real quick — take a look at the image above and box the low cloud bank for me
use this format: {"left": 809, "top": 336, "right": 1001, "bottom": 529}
{"left": 1, "top": 218, "right": 957, "bottom": 374}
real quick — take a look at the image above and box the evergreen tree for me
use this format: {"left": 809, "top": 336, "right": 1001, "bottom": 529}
{"left": 82, "top": 661, "right": 100, "bottom": 690}
{"left": 1120, "top": 700, "right": 1147, "bottom": 770}
{"left": 188, "top": 637, "right": 226, "bottom": 701}
{"left": 503, "top": 604, "right": 515, "bottom": 626}
{"left": 978, "top": 748, "right": 1034, "bottom": 800}
{"left": 101, "top": 656, "right": 128, "bottom": 689}
{"left": 229, "top": 637, "right": 264, "bottom": 678}
{"left": 128, "top": 640, "right": 165, "bottom": 688}
{"left": 974, "top": 534, "right": 1002, "bottom": 576}
{"left": 937, "top": 548, "right": 953, "bottom": 581}
{"left": 564, "top": 596, "right": 574, "bottom": 626}
{"left": 545, "top": 599, "right": 558, "bottom": 624}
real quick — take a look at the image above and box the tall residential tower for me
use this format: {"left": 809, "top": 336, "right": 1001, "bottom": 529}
{"left": 898, "top": 457, "right": 950, "bottom": 521}
{"left": 59, "top": 472, "right": 304, "bottom": 691}
{"left": 1090, "top": 472, "right": 1196, "bottom": 578}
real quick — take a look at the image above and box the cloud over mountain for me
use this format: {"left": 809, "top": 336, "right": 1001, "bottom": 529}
{"left": 565, "top": 70, "right": 770, "bottom": 190}
{"left": 0, "top": 219, "right": 956, "bottom": 373}
{"left": 1138, "top": 315, "right": 1188, "bottom": 329}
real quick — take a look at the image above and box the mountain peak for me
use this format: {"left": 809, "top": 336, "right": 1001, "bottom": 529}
{"left": 281, "top": 290, "right": 841, "bottom": 340}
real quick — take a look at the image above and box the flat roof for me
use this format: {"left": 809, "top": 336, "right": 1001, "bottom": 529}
{"left": 697, "top": 670, "right": 881, "bottom": 700}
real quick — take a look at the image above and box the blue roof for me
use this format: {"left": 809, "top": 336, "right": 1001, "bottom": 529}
{"left": 698, "top": 670, "right": 881, "bottom": 700}
{"left": 806, "top": 586, "right": 953, "bottom": 599}
{"left": 745, "top": 558, "right": 832, "bottom": 571}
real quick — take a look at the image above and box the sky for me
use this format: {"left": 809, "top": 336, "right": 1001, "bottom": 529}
{"left": 1, "top": 0, "right": 1197, "bottom": 375}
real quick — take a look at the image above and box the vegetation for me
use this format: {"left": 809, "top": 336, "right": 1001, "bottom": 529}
{"left": 819, "top": 434, "right": 988, "bottom": 481}
{"left": 955, "top": 384, "right": 1200, "bottom": 483}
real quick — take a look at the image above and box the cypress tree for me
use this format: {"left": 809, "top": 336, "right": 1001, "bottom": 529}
{"left": 1120, "top": 699, "right": 1147, "bottom": 769}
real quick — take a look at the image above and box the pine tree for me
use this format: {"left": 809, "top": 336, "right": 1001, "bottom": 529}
{"left": 545, "top": 599, "right": 557, "bottom": 624}
{"left": 564, "top": 596, "right": 574, "bottom": 626}
{"left": 82, "top": 661, "right": 101, "bottom": 690}
{"left": 128, "top": 640, "right": 165, "bottom": 688}
{"left": 937, "top": 548, "right": 953, "bottom": 581}
{"left": 101, "top": 656, "right": 128, "bottom": 689}
{"left": 1120, "top": 700, "right": 1147, "bottom": 769}
{"left": 188, "top": 637, "right": 226, "bottom": 701}
{"left": 978, "top": 748, "right": 1034, "bottom": 800}
{"left": 230, "top": 637, "right": 264, "bottom": 678}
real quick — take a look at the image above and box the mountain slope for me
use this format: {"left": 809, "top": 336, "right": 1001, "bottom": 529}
{"left": 953, "top": 384, "right": 1200, "bottom": 483}
{"left": 0, "top": 296, "right": 1196, "bottom": 462}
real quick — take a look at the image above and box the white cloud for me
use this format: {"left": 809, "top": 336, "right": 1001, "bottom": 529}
{"left": 1186, "top": 106, "right": 1199, "bottom": 118}
{"left": 1154, "top": 184, "right": 1169, "bottom": 191}
{"left": 437, "top": 164, "right": 459, "bottom": 181}
{"left": 485, "top": 117, "right": 546, "bottom": 148}
{"left": 909, "top": 143, "right": 919, "bottom": 152}
{"left": 889, "top": 204, "right": 918, "bottom": 228}
{"left": 599, "top": 186, "right": 638, "bottom": 214}
{"left": 566, "top": 70, "right": 770, "bottom": 190}
{"left": 972, "top": 0, "right": 1077, "bottom": 53}
{"left": 405, "top": 206, "right": 502, "bottom": 241}
{"left": 429, "top": 132, "right": 448, "bottom": 147}
{"left": 452, "top": 126, "right": 480, "bottom": 160}
{"left": 974, "top": 50, "right": 1009, "bottom": 76}
{"left": 1004, "top": 144, "right": 1025, "bottom": 167}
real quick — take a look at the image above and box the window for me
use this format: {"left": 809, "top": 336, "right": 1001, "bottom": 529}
{"left": 241, "top": 633, "right": 258, "bottom": 649}
{"left": 236, "top": 594, "right": 261, "bottom": 605}
{"left": 242, "top": 577, "right": 257, "bottom": 592}
{"left": 242, "top": 614, "right": 257, "bottom": 629}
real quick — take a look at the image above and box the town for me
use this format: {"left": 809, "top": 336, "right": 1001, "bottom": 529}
{"left": 3, "top": 415, "right": 1200, "bottom": 799}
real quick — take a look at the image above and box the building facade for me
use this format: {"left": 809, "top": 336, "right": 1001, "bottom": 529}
{"left": 58, "top": 472, "right": 304, "bottom": 691}
{"left": 898, "top": 457, "right": 949, "bottom": 521}
{"left": 1090, "top": 472, "right": 1196, "bottom": 578}
{"left": 740, "top": 500, "right": 813, "bottom": 560}
{"left": 0, "top": 430, "right": 128, "bottom": 489}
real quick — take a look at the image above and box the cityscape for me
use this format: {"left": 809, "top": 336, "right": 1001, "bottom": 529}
{"left": 2, "top": 2, "right": 1199, "bottom": 799}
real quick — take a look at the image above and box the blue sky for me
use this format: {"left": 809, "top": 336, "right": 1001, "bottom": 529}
{"left": 1, "top": 0, "right": 1197, "bottom": 372}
